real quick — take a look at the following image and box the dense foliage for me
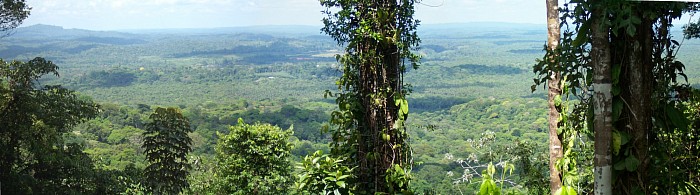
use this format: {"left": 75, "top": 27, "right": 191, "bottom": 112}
{"left": 0, "top": 57, "right": 100, "bottom": 193}
{"left": 142, "top": 107, "right": 193, "bottom": 194}
{"left": 533, "top": 0, "right": 700, "bottom": 194}
{"left": 1, "top": 8, "right": 699, "bottom": 193}
{"left": 319, "top": 0, "right": 421, "bottom": 193}
{"left": 0, "top": 0, "right": 29, "bottom": 34}
{"left": 213, "top": 119, "right": 293, "bottom": 194}
{"left": 297, "top": 150, "right": 355, "bottom": 194}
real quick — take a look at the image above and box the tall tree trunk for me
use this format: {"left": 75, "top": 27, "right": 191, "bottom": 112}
{"left": 590, "top": 2, "right": 613, "bottom": 194}
{"left": 545, "top": 0, "right": 563, "bottom": 194}
{"left": 356, "top": 1, "right": 405, "bottom": 192}
{"left": 321, "top": 0, "right": 419, "bottom": 192}
{"left": 615, "top": 8, "right": 653, "bottom": 193}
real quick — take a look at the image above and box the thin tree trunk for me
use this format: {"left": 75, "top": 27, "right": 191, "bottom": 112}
{"left": 545, "top": 0, "right": 563, "bottom": 194}
{"left": 590, "top": 2, "right": 613, "bottom": 194}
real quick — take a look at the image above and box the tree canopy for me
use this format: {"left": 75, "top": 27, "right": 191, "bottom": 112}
{"left": 0, "top": 57, "right": 100, "bottom": 193}
{"left": 213, "top": 119, "right": 293, "bottom": 194}
{"left": 142, "top": 107, "right": 193, "bottom": 195}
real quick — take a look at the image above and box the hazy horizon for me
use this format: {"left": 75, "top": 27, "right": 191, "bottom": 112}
{"left": 22, "top": 0, "right": 550, "bottom": 31}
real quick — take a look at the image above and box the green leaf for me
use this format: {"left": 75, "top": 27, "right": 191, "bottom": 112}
{"left": 625, "top": 155, "right": 641, "bottom": 171}
{"left": 554, "top": 187, "right": 565, "bottom": 195}
{"left": 614, "top": 160, "right": 626, "bottom": 171}
{"left": 619, "top": 131, "right": 630, "bottom": 146}
{"left": 566, "top": 186, "right": 577, "bottom": 195}
{"left": 612, "top": 130, "right": 621, "bottom": 155}
{"left": 612, "top": 85, "right": 621, "bottom": 96}
{"left": 613, "top": 98, "right": 623, "bottom": 121}
{"left": 298, "top": 181, "right": 306, "bottom": 189}
{"left": 557, "top": 126, "right": 564, "bottom": 136}
{"left": 573, "top": 20, "right": 591, "bottom": 48}
{"left": 400, "top": 99, "right": 409, "bottom": 115}
{"left": 555, "top": 186, "right": 577, "bottom": 195}
{"left": 666, "top": 104, "right": 689, "bottom": 131}
{"left": 626, "top": 25, "right": 636, "bottom": 37}
{"left": 478, "top": 180, "right": 490, "bottom": 195}
{"left": 336, "top": 181, "right": 346, "bottom": 188}
{"left": 490, "top": 180, "right": 500, "bottom": 195}
{"left": 554, "top": 94, "right": 562, "bottom": 107}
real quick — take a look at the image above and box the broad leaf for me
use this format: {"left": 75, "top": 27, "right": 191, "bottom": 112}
{"left": 613, "top": 98, "right": 623, "bottom": 121}
{"left": 612, "top": 130, "right": 621, "bottom": 155}
{"left": 625, "top": 155, "right": 641, "bottom": 172}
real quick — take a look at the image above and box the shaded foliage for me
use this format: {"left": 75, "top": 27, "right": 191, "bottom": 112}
{"left": 0, "top": 57, "right": 100, "bottom": 193}
{"left": 0, "top": 0, "right": 29, "bottom": 36}
{"left": 142, "top": 107, "right": 193, "bottom": 195}
{"left": 455, "top": 64, "right": 525, "bottom": 75}
{"left": 80, "top": 69, "right": 136, "bottom": 87}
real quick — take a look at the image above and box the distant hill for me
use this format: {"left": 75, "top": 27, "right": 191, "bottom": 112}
{"left": 119, "top": 23, "right": 545, "bottom": 36}
{"left": 418, "top": 22, "right": 546, "bottom": 38}
{"left": 0, "top": 25, "right": 147, "bottom": 59}
{"left": 421, "top": 22, "right": 545, "bottom": 31}
{"left": 12, "top": 24, "right": 135, "bottom": 39}
{"left": 13, "top": 23, "right": 551, "bottom": 38}
{"left": 117, "top": 25, "right": 322, "bottom": 36}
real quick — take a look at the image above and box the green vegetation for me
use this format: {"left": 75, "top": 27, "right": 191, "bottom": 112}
{"left": 297, "top": 150, "right": 355, "bottom": 194}
{"left": 212, "top": 119, "right": 293, "bottom": 194}
{"left": 143, "top": 107, "right": 193, "bottom": 194}
{"left": 533, "top": 1, "right": 700, "bottom": 194}
{"left": 2, "top": 2, "right": 700, "bottom": 194}
{"left": 317, "top": 0, "right": 421, "bottom": 193}
{"left": 0, "top": 57, "right": 101, "bottom": 194}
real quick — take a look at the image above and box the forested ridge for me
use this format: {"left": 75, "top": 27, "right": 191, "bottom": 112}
{"left": 2, "top": 0, "right": 700, "bottom": 194}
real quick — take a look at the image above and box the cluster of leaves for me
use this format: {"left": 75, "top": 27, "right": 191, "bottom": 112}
{"left": 142, "top": 107, "right": 193, "bottom": 195}
{"left": 0, "top": 57, "right": 135, "bottom": 193}
{"left": 406, "top": 97, "right": 549, "bottom": 193}
{"left": 442, "top": 130, "right": 548, "bottom": 194}
{"left": 685, "top": 19, "right": 700, "bottom": 39}
{"left": 78, "top": 69, "right": 136, "bottom": 88}
{"left": 649, "top": 88, "right": 700, "bottom": 194}
{"left": 534, "top": 1, "right": 700, "bottom": 194}
{"left": 212, "top": 119, "right": 293, "bottom": 194}
{"left": 296, "top": 150, "right": 355, "bottom": 194}
{"left": 0, "top": 0, "right": 29, "bottom": 35}
{"left": 475, "top": 162, "right": 515, "bottom": 195}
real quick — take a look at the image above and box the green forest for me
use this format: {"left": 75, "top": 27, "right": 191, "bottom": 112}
{"left": 2, "top": 0, "right": 700, "bottom": 194}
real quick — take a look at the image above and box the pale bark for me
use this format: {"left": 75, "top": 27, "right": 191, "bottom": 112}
{"left": 545, "top": 0, "right": 563, "bottom": 194}
{"left": 590, "top": 2, "right": 613, "bottom": 194}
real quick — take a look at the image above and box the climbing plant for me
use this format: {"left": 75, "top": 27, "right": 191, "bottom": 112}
{"left": 534, "top": 0, "right": 700, "bottom": 194}
{"left": 533, "top": 0, "right": 594, "bottom": 193}
{"left": 318, "top": 0, "right": 421, "bottom": 193}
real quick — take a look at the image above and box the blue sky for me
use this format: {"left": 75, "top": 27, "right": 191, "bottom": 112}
{"left": 21, "top": 0, "right": 547, "bottom": 30}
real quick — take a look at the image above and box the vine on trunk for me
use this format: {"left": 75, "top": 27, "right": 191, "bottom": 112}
{"left": 534, "top": 0, "right": 700, "bottom": 193}
{"left": 319, "top": 0, "right": 421, "bottom": 193}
